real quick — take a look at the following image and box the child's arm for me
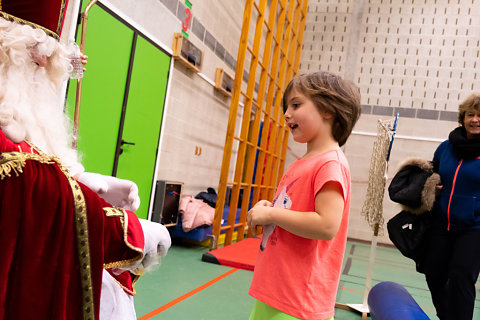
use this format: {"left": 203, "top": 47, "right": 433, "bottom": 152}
{"left": 247, "top": 181, "right": 344, "bottom": 240}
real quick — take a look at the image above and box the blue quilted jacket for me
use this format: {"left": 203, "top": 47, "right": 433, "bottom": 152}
{"left": 433, "top": 140, "right": 480, "bottom": 231}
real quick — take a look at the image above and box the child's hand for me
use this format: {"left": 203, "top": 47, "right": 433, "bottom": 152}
{"left": 247, "top": 200, "right": 274, "bottom": 232}
{"left": 254, "top": 200, "right": 273, "bottom": 208}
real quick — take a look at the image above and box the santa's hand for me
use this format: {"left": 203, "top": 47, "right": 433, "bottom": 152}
{"left": 77, "top": 172, "right": 109, "bottom": 194}
{"left": 98, "top": 175, "right": 141, "bottom": 211}
{"left": 137, "top": 219, "right": 172, "bottom": 272}
{"left": 77, "top": 172, "right": 140, "bottom": 211}
{"left": 81, "top": 53, "right": 88, "bottom": 71}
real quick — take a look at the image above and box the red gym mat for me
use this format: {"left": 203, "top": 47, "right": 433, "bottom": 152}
{"left": 201, "top": 237, "right": 261, "bottom": 271}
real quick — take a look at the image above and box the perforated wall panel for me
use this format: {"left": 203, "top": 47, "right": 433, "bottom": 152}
{"left": 301, "top": 0, "right": 480, "bottom": 115}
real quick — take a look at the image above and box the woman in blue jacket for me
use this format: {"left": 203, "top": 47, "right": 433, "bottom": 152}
{"left": 424, "top": 93, "right": 480, "bottom": 320}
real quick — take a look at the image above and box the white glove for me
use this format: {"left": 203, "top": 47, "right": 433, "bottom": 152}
{"left": 77, "top": 172, "right": 109, "bottom": 193}
{"left": 109, "top": 219, "right": 171, "bottom": 275}
{"left": 138, "top": 219, "right": 171, "bottom": 271}
{"left": 77, "top": 172, "right": 140, "bottom": 211}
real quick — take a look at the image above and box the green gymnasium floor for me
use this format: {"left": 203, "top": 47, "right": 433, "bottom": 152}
{"left": 133, "top": 239, "right": 480, "bottom": 320}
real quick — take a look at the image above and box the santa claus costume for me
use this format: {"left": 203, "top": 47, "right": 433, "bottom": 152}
{"left": 0, "top": 1, "right": 171, "bottom": 319}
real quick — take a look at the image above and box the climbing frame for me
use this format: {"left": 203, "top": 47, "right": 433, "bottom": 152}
{"left": 211, "top": 0, "right": 308, "bottom": 249}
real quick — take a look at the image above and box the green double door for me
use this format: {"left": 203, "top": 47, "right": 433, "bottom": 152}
{"left": 67, "top": 4, "right": 170, "bottom": 219}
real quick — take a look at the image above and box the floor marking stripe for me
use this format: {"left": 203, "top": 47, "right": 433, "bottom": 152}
{"left": 349, "top": 244, "right": 356, "bottom": 255}
{"left": 342, "top": 257, "right": 352, "bottom": 275}
{"left": 338, "top": 286, "right": 363, "bottom": 294}
{"left": 138, "top": 268, "right": 239, "bottom": 319}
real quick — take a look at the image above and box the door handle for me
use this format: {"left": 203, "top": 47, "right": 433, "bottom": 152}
{"left": 121, "top": 139, "right": 135, "bottom": 146}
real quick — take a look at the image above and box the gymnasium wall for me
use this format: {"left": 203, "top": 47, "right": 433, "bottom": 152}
{"left": 64, "top": 0, "right": 480, "bottom": 245}
{"left": 95, "top": 0, "right": 303, "bottom": 200}
{"left": 93, "top": 0, "right": 245, "bottom": 196}
{"left": 300, "top": 0, "right": 480, "bottom": 243}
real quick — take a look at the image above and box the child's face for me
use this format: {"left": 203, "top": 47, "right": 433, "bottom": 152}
{"left": 284, "top": 89, "right": 332, "bottom": 144}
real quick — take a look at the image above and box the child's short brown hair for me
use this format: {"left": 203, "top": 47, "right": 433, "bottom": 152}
{"left": 458, "top": 93, "right": 480, "bottom": 126}
{"left": 282, "top": 71, "right": 361, "bottom": 146}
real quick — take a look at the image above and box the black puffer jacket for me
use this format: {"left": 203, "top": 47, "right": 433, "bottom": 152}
{"left": 387, "top": 158, "right": 441, "bottom": 273}
{"left": 388, "top": 158, "right": 440, "bottom": 215}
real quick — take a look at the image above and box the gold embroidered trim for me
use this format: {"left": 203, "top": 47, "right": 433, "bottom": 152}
{"left": 25, "top": 140, "right": 45, "bottom": 155}
{"left": 106, "top": 272, "right": 139, "bottom": 296}
{"left": 102, "top": 207, "right": 143, "bottom": 272}
{"left": 122, "top": 207, "right": 144, "bottom": 253}
{"left": 131, "top": 274, "right": 140, "bottom": 294}
{"left": 103, "top": 254, "right": 143, "bottom": 270}
{"left": 57, "top": 0, "right": 67, "bottom": 36}
{"left": 0, "top": 11, "right": 59, "bottom": 39}
{"left": 38, "top": 147, "right": 94, "bottom": 320}
{"left": 65, "top": 171, "right": 94, "bottom": 320}
{"left": 104, "top": 207, "right": 124, "bottom": 217}
{"left": 0, "top": 150, "right": 94, "bottom": 319}
{"left": 0, "top": 152, "right": 56, "bottom": 179}
{"left": 103, "top": 207, "right": 144, "bottom": 253}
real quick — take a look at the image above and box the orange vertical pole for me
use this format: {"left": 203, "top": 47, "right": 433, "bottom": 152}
{"left": 237, "top": 0, "right": 280, "bottom": 241}
{"left": 277, "top": 0, "right": 308, "bottom": 181}
{"left": 224, "top": 0, "right": 268, "bottom": 246}
{"left": 72, "top": 0, "right": 98, "bottom": 149}
{"left": 251, "top": 0, "right": 287, "bottom": 208}
{"left": 211, "top": 0, "right": 254, "bottom": 249}
{"left": 263, "top": 0, "right": 296, "bottom": 201}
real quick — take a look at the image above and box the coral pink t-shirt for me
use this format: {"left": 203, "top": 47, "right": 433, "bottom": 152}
{"left": 249, "top": 149, "right": 351, "bottom": 319}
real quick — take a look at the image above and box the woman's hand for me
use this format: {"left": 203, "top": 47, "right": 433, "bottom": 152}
{"left": 435, "top": 184, "right": 443, "bottom": 197}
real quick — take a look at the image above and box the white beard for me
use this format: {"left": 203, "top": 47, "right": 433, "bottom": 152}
{"left": 0, "top": 19, "right": 84, "bottom": 175}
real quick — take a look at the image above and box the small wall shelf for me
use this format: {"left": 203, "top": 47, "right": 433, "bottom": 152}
{"left": 214, "top": 68, "right": 234, "bottom": 96}
{"left": 172, "top": 33, "right": 203, "bottom": 72}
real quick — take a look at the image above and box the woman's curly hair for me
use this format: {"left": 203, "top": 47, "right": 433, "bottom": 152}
{"left": 458, "top": 93, "right": 480, "bottom": 126}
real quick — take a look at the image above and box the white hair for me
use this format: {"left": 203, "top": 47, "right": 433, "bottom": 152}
{"left": 0, "top": 17, "right": 84, "bottom": 175}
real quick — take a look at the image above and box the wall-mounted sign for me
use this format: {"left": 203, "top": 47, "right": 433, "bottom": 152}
{"left": 182, "top": 0, "right": 192, "bottom": 38}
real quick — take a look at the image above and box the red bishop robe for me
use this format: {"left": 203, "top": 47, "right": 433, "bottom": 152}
{"left": 0, "top": 129, "right": 145, "bottom": 320}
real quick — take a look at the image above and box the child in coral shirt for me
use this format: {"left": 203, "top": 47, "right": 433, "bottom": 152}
{"left": 247, "top": 71, "right": 361, "bottom": 320}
